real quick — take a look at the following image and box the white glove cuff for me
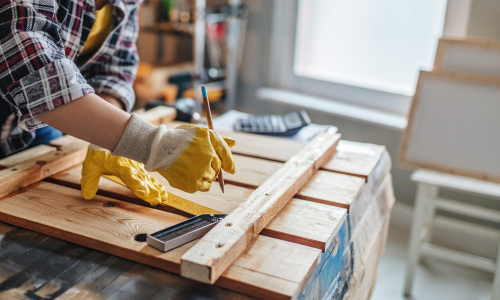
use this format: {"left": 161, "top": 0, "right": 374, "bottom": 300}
{"left": 111, "top": 113, "right": 158, "bottom": 164}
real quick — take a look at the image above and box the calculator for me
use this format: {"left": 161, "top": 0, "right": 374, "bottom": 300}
{"left": 233, "top": 110, "right": 311, "bottom": 136}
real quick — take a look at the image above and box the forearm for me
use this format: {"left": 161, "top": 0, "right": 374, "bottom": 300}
{"left": 99, "top": 94, "right": 125, "bottom": 110}
{"left": 36, "top": 93, "right": 131, "bottom": 151}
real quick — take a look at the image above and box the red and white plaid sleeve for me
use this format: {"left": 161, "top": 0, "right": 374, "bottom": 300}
{"left": 0, "top": 0, "right": 94, "bottom": 131}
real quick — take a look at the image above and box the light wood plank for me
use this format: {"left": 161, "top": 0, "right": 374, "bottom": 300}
{"left": 180, "top": 128, "right": 341, "bottom": 284}
{"left": 224, "top": 154, "right": 283, "bottom": 188}
{"left": 261, "top": 199, "right": 346, "bottom": 251}
{"left": 134, "top": 106, "right": 177, "bottom": 126}
{"left": 164, "top": 121, "right": 307, "bottom": 162}
{"left": 49, "top": 164, "right": 347, "bottom": 251}
{"left": 218, "top": 235, "right": 320, "bottom": 300}
{"left": 216, "top": 154, "right": 366, "bottom": 212}
{"left": 167, "top": 121, "right": 388, "bottom": 184}
{"left": 322, "top": 140, "right": 387, "bottom": 183}
{"left": 0, "top": 145, "right": 56, "bottom": 168}
{"left": 0, "top": 143, "right": 87, "bottom": 199}
{"left": 0, "top": 182, "right": 320, "bottom": 300}
{"left": 296, "top": 171, "right": 365, "bottom": 211}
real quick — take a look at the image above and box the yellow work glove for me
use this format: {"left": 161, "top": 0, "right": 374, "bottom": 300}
{"left": 145, "top": 124, "right": 236, "bottom": 193}
{"left": 81, "top": 145, "right": 168, "bottom": 206}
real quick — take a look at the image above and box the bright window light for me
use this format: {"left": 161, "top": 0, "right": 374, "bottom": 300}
{"left": 294, "top": 0, "right": 448, "bottom": 96}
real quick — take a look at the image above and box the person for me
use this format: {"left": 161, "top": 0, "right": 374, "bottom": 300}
{"left": 0, "top": 0, "right": 236, "bottom": 205}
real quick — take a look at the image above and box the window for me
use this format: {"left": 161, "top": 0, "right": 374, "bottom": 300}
{"left": 294, "top": 0, "right": 448, "bottom": 96}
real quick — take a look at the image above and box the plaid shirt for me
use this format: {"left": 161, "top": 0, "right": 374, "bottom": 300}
{"left": 0, "top": 0, "right": 141, "bottom": 157}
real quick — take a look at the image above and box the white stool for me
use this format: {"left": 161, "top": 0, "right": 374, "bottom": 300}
{"left": 404, "top": 169, "right": 500, "bottom": 299}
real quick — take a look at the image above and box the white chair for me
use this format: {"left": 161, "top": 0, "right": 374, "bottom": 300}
{"left": 404, "top": 169, "right": 500, "bottom": 299}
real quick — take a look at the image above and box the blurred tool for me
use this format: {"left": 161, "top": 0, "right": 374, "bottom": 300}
{"left": 234, "top": 110, "right": 311, "bottom": 136}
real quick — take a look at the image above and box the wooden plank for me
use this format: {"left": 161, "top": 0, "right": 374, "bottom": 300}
{"left": 49, "top": 164, "right": 347, "bottom": 251}
{"left": 217, "top": 154, "right": 366, "bottom": 212}
{"left": 47, "top": 166, "right": 193, "bottom": 218}
{"left": 260, "top": 198, "right": 346, "bottom": 251}
{"left": 296, "top": 171, "right": 365, "bottom": 211}
{"left": 180, "top": 127, "right": 340, "bottom": 284}
{"left": 166, "top": 121, "right": 388, "bottom": 184}
{"left": 0, "top": 145, "right": 56, "bottom": 169}
{"left": 224, "top": 154, "right": 283, "bottom": 189}
{"left": 165, "top": 121, "right": 306, "bottom": 162}
{"left": 0, "top": 182, "right": 320, "bottom": 300}
{"left": 322, "top": 140, "right": 387, "bottom": 183}
{"left": 134, "top": 106, "right": 177, "bottom": 126}
{"left": 0, "top": 143, "right": 87, "bottom": 199}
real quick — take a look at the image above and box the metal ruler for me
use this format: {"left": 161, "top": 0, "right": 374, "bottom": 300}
{"left": 103, "top": 175, "right": 221, "bottom": 216}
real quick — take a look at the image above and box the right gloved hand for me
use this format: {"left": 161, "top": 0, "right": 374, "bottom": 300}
{"left": 112, "top": 114, "right": 236, "bottom": 194}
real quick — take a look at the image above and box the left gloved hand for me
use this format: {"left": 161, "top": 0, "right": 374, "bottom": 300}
{"left": 81, "top": 144, "right": 168, "bottom": 206}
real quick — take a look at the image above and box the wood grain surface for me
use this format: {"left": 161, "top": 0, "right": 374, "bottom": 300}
{"left": 0, "top": 145, "right": 56, "bottom": 169}
{"left": 0, "top": 143, "right": 87, "bottom": 199}
{"left": 0, "top": 182, "right": 320, "bottom": 300}
{"left": 261, "top": 198, "right": 346, "bottom": 251}
{"left": 180, "top": 128, "right": 340, "bottom": 284}
{"left": 49, "top": 164, "right": 348, "bottom": 251}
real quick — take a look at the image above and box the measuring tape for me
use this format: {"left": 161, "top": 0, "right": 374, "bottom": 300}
{"left": 103, "top": 175, "right": 221, "bottom": 216}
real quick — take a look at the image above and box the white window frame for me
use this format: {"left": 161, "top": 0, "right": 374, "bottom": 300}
{"left": 261, "top": 0, "right": 471, "bottom": 126}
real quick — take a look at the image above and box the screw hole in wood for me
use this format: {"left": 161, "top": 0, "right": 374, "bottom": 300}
{"left": 103, "top": 201, "right": 120, "bottom": 208}
{"left": 216, "top": 243, "right": 224, "bottom": 248}
{"left": 134, "top": 233, "right": 147, "bottom": 242}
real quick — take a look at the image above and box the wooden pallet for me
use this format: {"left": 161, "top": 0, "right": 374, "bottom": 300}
{"left": 0, "top": 107, "right": 391, "bottom": 299}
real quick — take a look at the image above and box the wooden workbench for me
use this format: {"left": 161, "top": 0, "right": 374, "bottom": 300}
{"left": 0, "top": 108, "right": 394, "bottom": 300}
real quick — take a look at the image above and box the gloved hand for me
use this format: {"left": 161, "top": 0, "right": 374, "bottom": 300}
{"left": 81, "top": 144, "right": 168, "bottom": 206}
{"left": 112, "top": 114, "right": 236, "bottom": 194}
{"left": 146, "top": 124, "right": 236, "bottom": 193}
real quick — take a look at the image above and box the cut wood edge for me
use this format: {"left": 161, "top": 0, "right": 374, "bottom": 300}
{"left": 181, "top": 128, "right": 341, "bottom": 284}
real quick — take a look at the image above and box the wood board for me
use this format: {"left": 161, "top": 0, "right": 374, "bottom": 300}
{"left": 434, "top": 38, "right": 500, "bottom": 77}
{"left": 399, "top": 71, "right": 500, "bottom": 183}
{"left": 49, "top": 153, "right": 349, "bottom": 252}
{"left": 0, "top": 143, "right": 87, "bottom": 199}
{"left": 166, "top": 121, "right": 388, "bottom": 184}
{"left": 0, "top": 182, "right": 321, "bottom": 300}
{"left": 0, "top": 145, "right": 56, "bottom": 169}
{"left": 180, "top": 128, "right": 340, "bottom": 284}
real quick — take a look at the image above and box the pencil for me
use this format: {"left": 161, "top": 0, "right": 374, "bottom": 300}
{"left": 201, "top": 86, "right": 225, "bottom": 193}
